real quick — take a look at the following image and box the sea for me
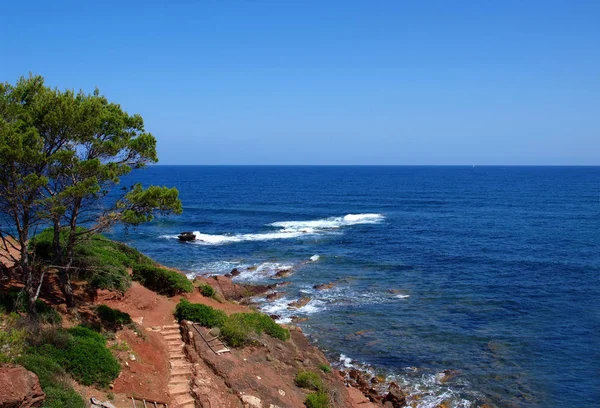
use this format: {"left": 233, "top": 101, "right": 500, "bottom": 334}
{"left": 110, "top": 165, "right": 600, "bottom": 408}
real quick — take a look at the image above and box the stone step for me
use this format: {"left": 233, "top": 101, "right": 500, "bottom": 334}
{"left": 170, "top": 360, "right": 192, "bottom": 369}
{"left": 169, "top": 345, "right": 184, "bottom": 352}
{"left": 176, "top": 404, "right": 195, "bottom": 408}
{"left": 171, "top": 367, "right": 193, "bottom": 376}
{"left": 173, "top": 394, "right": 195, "bottom": 406}
{"left": 163, "top": 334, "right": 181, "bottom": 341}
{"left": 163, "top": 324, "right": 180, "bottom": 330}
{"left": 168, "top": 383, "right": 190, "bottom": 396}
{"left": 169, "top": 375, "right": 190, "bottom": 384}
{"left": 161, "top": 329, "right": 180, "bottom": 335}
{"left": 169, "top": 352, "right": 186, "bottom": 360}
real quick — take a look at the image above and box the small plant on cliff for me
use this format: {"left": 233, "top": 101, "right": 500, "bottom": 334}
{"left": 198, "top": 283, "right": 215, "bottom": 297}
{"left": 174, "top": 299, "right": 227, "bottom": 327}
{"left": 295, "top": 370, "right": 324, "bottom": 391}
{"left": 318, "top": 364, "right": 331, "bottom": 373}
{"left": 96, "top": 304, "right": 133, "bottom": 330}
{"left": 220, "top": 312, "right": 290, "bottom": 347}
{"left": 305, "top": 390, "right": 330, "bottom": 408}
{"left": 0, "top": 313, "right": 26, "bottom": 363}
{"left": 133, "top": 264, "right": 193, "bottom": 296}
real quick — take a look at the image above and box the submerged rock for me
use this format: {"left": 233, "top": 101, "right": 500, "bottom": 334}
{"left": 313, "top": 281, "right": 336, "bottom": 290}
{"left": 178, "top": 231, "right": 196, "bottom": 241}
{"left": 266, "top": 292, "right": 283, "bottom": 302}
{"left": 273, "top": 269, "right": 292, "bottom": 278}
{"left": 287, "top": 297, "right": 311, "bottom": 309}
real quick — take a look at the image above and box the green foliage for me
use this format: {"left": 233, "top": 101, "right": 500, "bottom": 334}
{"left": 220, "top": 315, "right": 253, "bottom": 347}
{"left": 0, "top": 313, "right": 27, "bottom": 363}
{"left": 295, "top": 370, "right": 324, "bottom": 391}
{"left": 30, "top": 228, "right": 146, "bottom": 291}
{"left": 199, "top": 283, "right": 215, "bottom": 297}
{"left": 133, "top": 264, "right": 193, "bottom": 295}
{"left": 305, "top": 391, "right": 330, "bottom": 408}
{"left": 174, "top": 299, "right": 227, "bottom": 327}
{"left": 318, "top": 364, "right": 331, "bottom": 373}
{"left": 121, "top": 184, "right": 183, "bottom": 225}
{"left": 29, "top": 325, "right": 120, "bottom": 387}
{"left": 174, "top": 300, "right": 289, "bottom": 348}
{"left": 96, "top": 304, "right": 132, "bottom": 330}
{"left": 18, "top": 354, "right": 85, "bottom": 408}
{"left": 221, "top": 312, "right": 290, "bottom": 347}
{"left": 0, "top": 288, "right": 61, "bottom": 324}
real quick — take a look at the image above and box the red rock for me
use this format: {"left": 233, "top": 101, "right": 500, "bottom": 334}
{"left": 0, "top": 365, "right": 45, "bottom": 408}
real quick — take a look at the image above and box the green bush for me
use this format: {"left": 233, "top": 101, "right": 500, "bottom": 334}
{"left": 29, "top": 325, "right": 120, "bottom": 387}
{"left": 19, "top": 354, "right": 85, "bottom": 408}
{"left": 318, "top": 364, "right": 331, "bottom": 373}
{"left": 174, "top": 299, "right": 227, "bottom": 327}
{"left": 0, "top": 313, "right": 26, "bottom": 363}
{"left": 96, "top": 304, "right": 132, "bottom": 329}
{"left": 0, "top": 289, "right": 62, "bottom": 324}
{"left": 305, "top": 391, "right": 330, "bottom": 408}
{"left": 220, "top": 314, "right": 254, "bottom": 347}
{"left": 199, "top": 283, "right": 215, "bottom": 297}
{"left": 30, "top": 228, "right": 142, "bottom": 292}
{"left": 221, "top": 312, "right": 290, "bottom": 347}
{"left": 295, "top": 370, "right": 323, "bottom": 391}
{"left": 133, "top": 264, "right": 193, "bottom": 296}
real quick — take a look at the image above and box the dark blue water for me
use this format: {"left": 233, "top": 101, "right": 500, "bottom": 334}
{"left": 112, "top": 166, "right": 600, "bottom": 408}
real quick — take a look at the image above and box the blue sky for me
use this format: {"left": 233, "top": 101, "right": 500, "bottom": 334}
{"left": 1, "top": 1, "right": 598, "bottom": 165}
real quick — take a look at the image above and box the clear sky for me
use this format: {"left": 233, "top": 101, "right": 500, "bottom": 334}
{"left": 1, "top": 0, "right": 598, "bottom": 165}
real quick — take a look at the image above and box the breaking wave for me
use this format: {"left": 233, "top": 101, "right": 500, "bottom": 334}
{"left": 161, "top": 213, "right": 384, "bottom": 245}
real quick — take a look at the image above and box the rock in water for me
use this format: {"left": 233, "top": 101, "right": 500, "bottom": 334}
{"left": 383, "top": 383, "right": 406, "bottom": 408}
{"left": 178, "top": 231, "right": 196, "bottom": 241}
{"left": 0, "top": 365, "right": 45, "bottom": 407}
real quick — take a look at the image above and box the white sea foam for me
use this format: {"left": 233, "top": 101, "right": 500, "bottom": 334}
{"left": 310, "top": 255, "right": 320, "bottom": 262}
{"left": 395, "top": 294, "right": 410, "bottom": 299}
{"left": 163, "top": 213, "right": 384, "bottom": 245}
{"left": 270, "top": 213, "right": 384, "bottom": 232}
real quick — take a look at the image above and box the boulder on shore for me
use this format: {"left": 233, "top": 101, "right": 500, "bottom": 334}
{"left": 287, "top": 297, "right": 311, "bottom": 309}
{"left": 0, "top": 365, "right": 45, "bottom": 408}
{"left": 383, "top": 383, "right": 406, "bottom": 407}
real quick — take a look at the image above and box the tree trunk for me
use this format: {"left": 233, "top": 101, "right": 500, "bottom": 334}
{"left": 58, "top": 265, "right": 75, "bottom": 309}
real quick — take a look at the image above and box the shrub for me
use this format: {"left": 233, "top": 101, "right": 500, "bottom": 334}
{"left": 220, "top": 314, "right": 254, "bottom": 347}
{"left": 35, "top": 301, "right": 62, "bottom": 325}
{"left": 221, "top": 312, "right": 290, "bottom": 347}
{"left": 29, "top": 325, "right": 120, "bottom": 387}
{"left": 318, "top": 364, "right": 331, "bottom": 373}
{"left": 133, "top": 264, "right": 193, "bottom": 296}
{"left": 0, "top": 314, "right": 26, "bottom": 363}
{"left": 96, "top": 304, "right": 132, "bottom": 330}
{"left": 19, "top": 354, "right": 85, "bottom": 408}
{"left": 295, "top": 370, "right": 323, "bottom": 391}
{"left": 199, "top": 283, "right": 215, "bottom": 297}
{"left": 305, "top": 391, "right": 330, "bottom": 408}
{"left": 174, "top": 299, "right": 227, "bottom": 327}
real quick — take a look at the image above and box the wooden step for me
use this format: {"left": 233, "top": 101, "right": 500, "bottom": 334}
{"left": 168, "top": 383, "right": 190, "bottom": 396}
{"left": 163, "top": 324, "right": 180, "bottom": 330}
{"left": 173, "top": 394, "right": 195, "bottom": 406}
{"left": 176, "top": 404, "right": 195, "bottom": 408}
{"left": 169, "top": 352, "right": 186, "bottom": 360}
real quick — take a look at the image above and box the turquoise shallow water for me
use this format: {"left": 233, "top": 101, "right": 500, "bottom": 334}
{"left": 112, "top": 166, "right": 600, "bottom": 407}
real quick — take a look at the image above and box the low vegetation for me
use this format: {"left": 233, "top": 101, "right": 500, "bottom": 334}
{"left": 31, "top": 228, "right": 193, "bottom": 296}
{"left": 175, "top": 299, "right": 228, "bottom": 327}
{"left": 305, "top": 390, "right": 330, "bottom": 408}
{"left": 28, "top": 325, "right": 121, "bottom": 387}
{"left": 174, "top": 299, "right": 290, "bottom": 347}
{"left": 96, "top": 304, "right": 133, "bottom": 330}
{"left": 132, "top": 264, "right": 193, "bottom": 295}
{"left": 19, "top": 354, "right": 85, "bottom": 408}
{"left": 0, "top": 288, "right": 62, "bottom": 324}
{"left": 318, "top": 363, "right": 332, "bottom": 373}
{"left": 295, "top": 370, "right": 324, "bottom": 391}
{"left": 198, "top": 283, "right": 215, "bottom": 297}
